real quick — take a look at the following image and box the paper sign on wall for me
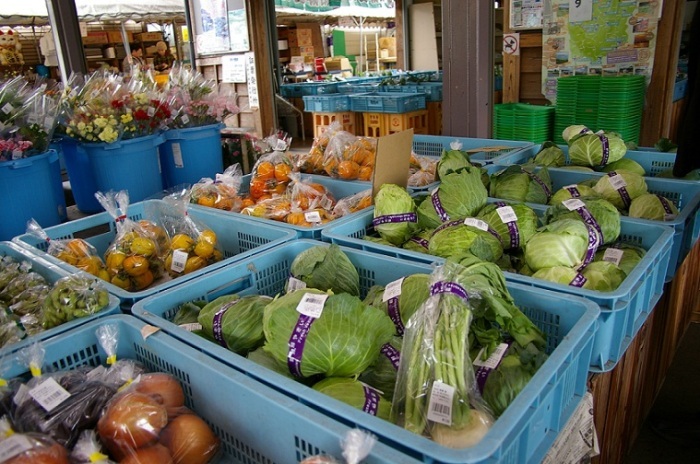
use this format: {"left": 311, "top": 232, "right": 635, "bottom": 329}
{"left": 221, "top": 55, "right": 247, "bottom": 83}
{"left": 246, "top": 52, "right": 259, "bottom": 109}
{"left": 503, "top": 33, "right": 520, "bottom": 56}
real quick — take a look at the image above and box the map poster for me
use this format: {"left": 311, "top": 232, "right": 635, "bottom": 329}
{"left": 542, "top": 0, "right": 662, "bottom": 103}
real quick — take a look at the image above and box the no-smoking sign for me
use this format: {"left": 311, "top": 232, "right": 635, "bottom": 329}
{"left": 503, "top": 33, "right": 520, "bottom": 56}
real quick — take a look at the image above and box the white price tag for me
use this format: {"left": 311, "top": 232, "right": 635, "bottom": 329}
{"left": 172, "top": 143, "right": 183, "bottom": 168}
{"left": 304, "top": 211, "right": 322, "bottom": 223}
{"left": 382, "top": 277, "right": 405, "bottom": 302}
{"left": 2, "top": 102, "right": 14, "bottom": 114}
{"left": 181, "top": 114, "right": 190, "bottom": 125}
{"left": 563, "top": 198, "right": 586, "bottom": 211}
{"left": 27, "top": 113, "right": 39, "bottom": 124}
{"left": 449, "top": 140, "right": 463, "bottom": 150}
{"left": 496, "top": 205, "right": 517, "bottom": 224}
{"left": 275, "top": 139, "right": 288, "bottom": 152}
{"left": 603, "top": 248, "right": 624, "bottom": 266}
{"left": 287, "top": 276, "right": 307, "bottom": 291}
{"left": 320, "top": 197, "right": 334, "bottom": 211}
{"left": 296, "top": 292, "right": 329, "bottom": 318}
{"left": 179, "top": 322, "right": 203, "bottom": 332}
{"left": 171, "top": 249, "right": 188, "bottom": 273}
{"left": 147, "top": 106, "right": 156, "bottom": 117}
{"left": 569, "top": 0, "right": 593, "bottom": 22}
{"left": 12, "top": 149, "right": 22, "bottom": 160}
{"left": 472, "top": 343, "right": 509, "bottom": 369}
{"left": 0, "top": 434, "right": 34, "bottom": 462}
{"left": 29, "top": 377, "right": 71, "bottom": 412}
{"left": 608, "top": 174, "right": 627, "bottom": 190}
{"left": 427, "top": 381, "right": 455, "bottom": 426}
{"left": 431, "top": 187, "right": 440, "bottom": 196}
{"left": 464, "top": 218, "right": 489, "bottom": 231}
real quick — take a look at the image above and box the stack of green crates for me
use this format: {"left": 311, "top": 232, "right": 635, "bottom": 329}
{"left": 555, "top": 75, "right": 646, "bottom": 145}
{"left": 493, "top": 103, "right": 555, "bottom": 143}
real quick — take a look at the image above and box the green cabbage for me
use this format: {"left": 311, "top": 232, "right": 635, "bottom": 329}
{"left": 417, "top": 167, "right": 488, "bottom": 230}
{"left": 580, "top": 261, "right": 626, "bottom": 292}
{"left": 198, "top": 295, "right": 271, "bottom": 355}
{"left": 562, "top": 125, "right": 593, "bottom": 143}
{"left": 559, "top": 166, "right": 595, "bottom": 172}
{"left": 600, "top": 158, "right": 646, "bottom": 176}
{"left": 532, "top": 142, "right": 566, "bottom": 167}
{"left": 428, "top": 221, "right": 504, "bottom": 262}
{"left": 594, "top": 244, "right": 646, "bottom": 277}
{"left": 569, "top": 132, "right": 627, "bottom": 167}
{"left": 373, "top": 183, "right": 419, "bottom": 246}
{"left": 359, "top": 335, "right": 402, "bottom": 400}
{"left": 438, "top": 148, "right": 472, "bottom": 179}
{"left": 628, "top": 193, "right": 679, "bottom": 221}
{"left": 363, "top": 273, "right": 431, "bottom": 335}
{"left": 593, "top": 170, "right": 648, "bottom": 210}
{"left": 550, "top": 184, "right": 599, "bottom": 205}
{"left": 531, "top": 266, "right": 582, "bottom": 286}
{"left": 313, "top": 377, "right": 393, "bottom": 420}
{"left": 524, "top": 219, "right": 595, "bottom": 271}
{"left": 401, "top": 229, "right": 433, "bottom": 254}
{"left": 363, "top": 235, "right": 394, "bottom": 246}
{"left": 544, "top": 197, "right": 621, "bottom": 244}
{"left": 489, "top": 165, "right": 552, "bottom": 204}
{"left": 476, "top": 202, "right": 539, "bottom": 249}
{"left": 247, "top": 347, "right": 300, "bottom": 381}
{"left": 263, "top": 289, "right": 395, "bottom": 378}
{"left": 288, "top": 244, "right": 360, "bottom": 296}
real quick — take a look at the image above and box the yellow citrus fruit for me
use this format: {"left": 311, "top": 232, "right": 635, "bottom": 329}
{"left": 122, "top": 255, "right": 150, "bottom": 277}
{"left": 184, "top": 256, "right": 206, "bottom": 274}
{"left": 194, "top": 241, "right": 214, "bottom": 259}
{"left": 199, "top": 229, "right": 217, "bottom": 246}
{"left": 130, "top": 236, "right": 157, "bottom": 257}
{"left": 170, "top": 234, "right": 195, "bottom": 251}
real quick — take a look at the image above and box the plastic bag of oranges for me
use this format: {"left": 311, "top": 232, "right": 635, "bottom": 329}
{"left": 190, "top": 164, "right": 244, "bottom": 212}
{"left": 284, "top": 174, "right": 336, "bottom": 227}
{"left": 408, "top": 152, "right": 438, "bottom": 187}
{"left": 332, "top": 189, "right": 373, "bottom": 218}
{"left": 241, "top": 194, "right": 292, "bottom": 222}
{"left": 248, "top": 150, "right": 294, "bottom": 201}
{"left": 96, "top": 191, "right": 168, "bottom": 292}
{"left": 323, "top": 132, "right": 376, "bottom": 181}
{"left": 296, "top": 121, "right": 342, "bottom": 175}
{"left": 24, "top": 219, "right": 110, "bottom": 282}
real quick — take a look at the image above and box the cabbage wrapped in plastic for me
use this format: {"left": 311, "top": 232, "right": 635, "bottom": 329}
{"left": 476, "top": 202, "right": 539, "bottom": 250}
{"left": 628, "top": 193, "right": 679, "bottom": 221}
{"left": 288, "top": 244, "right": 360, "bottom": 297}
{"left": 531, "top": 142, "right": 565, "bottom": 167}
{"left": 417, "top": 167, "right": 488, "bottom": 230}
{"left": 428, "top": 219, "right": 504, "bottom": 262}
{"left": 593, "top": 170, "right": 648, "bottom": 210}
{"left": 489, "top": 165, "right": 552, "bottom": 204}
{"left": 372, "top": 184, "right": 419, "bottom": 246}
{"left": 568, "top": 131, "right": 627, "bottom": 167}
{"left": 313, "top": 377, "right": 392, "bottom": 420}
{"left": 549, "top": 183, "right": 600, "bottom": 205}
{"left": 544, "top": 197, "right": 621, "bottom": 244}
{"left": 524, "top": 219, "right": 600, "bottom": 271}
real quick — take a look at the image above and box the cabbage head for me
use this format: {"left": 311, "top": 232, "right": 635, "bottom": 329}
{"left": 402, "top": 229, "right": 433, "bottom": 254}
{"left": 373, "top": 183, "right": 419, "bottom": 246}
{"left": 600, "top": 158, "right": 645, "bottom": 176}
{"left": 364, "top": 273, "right": 431, "bottom": 335}
{"left": 559, "top": 166, "right": 595, "bottom": 173}
{"left": 312, "top": 377, "right": 392, "bottom": 420}
{"left": 476, "top": 202, "right": 539, "bottom": 249}
{"left": 198, "top": 295, "right": 271, "bottom": 355}
{"left": 489, "top": 165, "right": 552, "bottom": 204}
{"left": 595, "top": 244, "right": 646, "bottom": 277}
{"left": 263, "top": 290, "right": 395, "bottom": 378}
{"left": 364, "top": 235, "right": 394, "bottom": 246}
{"left": 569, "top": 132, "right": 627, "bottom": 167}
{"left": 524, "top": 219, "right": 595, "bottom": 271}
{"left": 532, "top": 142, "right": 566, "bottom": 167}
{"left": 288, "top": 244, "right": 360, "bottom": 296}
{"left": 593, "top": 170, "right": 648, "bottom": 210}
{"left": 550, "top": 184, "right": 599, "bottom": 205}
{"left": 628, "top": 193, "right": 679, "bottom": 221}
{"left": 428, "top": 221, "right": 504, "bottom": 262}
{"left": 416, "top": 167, "right": 488, "bottom": 229}
{"left": 658, "top": 168, "right": 700, "bottom": 181}
{"left": 562, "top": 125, "right": 593, "bottom": 143}
{"left": 580, "top": 261, "right": 627, "bottom": 292}
{"left": 437, "top": 148, "right": 471, "bottom": 179}
{"left": 531, "top": 266, "right": 582, "bottom": 286}
{"left": 544, "top": 197, "right": 621, "bottom": 244}
{"left": 359, "top": 335, "right": 403, "bottom": 400}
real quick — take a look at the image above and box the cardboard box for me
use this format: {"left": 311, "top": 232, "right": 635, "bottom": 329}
{"left": 136, "top": 32, "right": 163, "bottom": 42}
{"left": 324, "top": 56, "right": 352, "bottom": 72}
{"left": 287, "top": 32, "right": 299, "bottom": 48}
{"left": 290, "top": 46, "right": 315, "bottom": 57}
{"left": 107, "top": 30, "right": 133, "bottom": 43}
{"left": 372, "top": 130, "right": 414, "bottom": 197}
{"left": 296, "top": 28, "right": 313, "bottom": 47}
{"left": 83, "top": 34, "right": 108, "bottom": 45}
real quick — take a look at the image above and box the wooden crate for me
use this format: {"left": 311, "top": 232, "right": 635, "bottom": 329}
{"left": 361, "top": 112, "right": 386, "bottom": 138}
{"left": 427, "top": 101, "right": 442, "bottom": 135}
{"left": 384, "top": 110, "right": 429, "bottom": 135}
{"left": 312, "top": 111, "right": 355, "bottom": 138}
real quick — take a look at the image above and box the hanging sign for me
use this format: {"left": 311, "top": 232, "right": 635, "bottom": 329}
{"left": 503, "top": 33, "right": 520, "bottom": 56}
{"left": 246, "top": 52, "right": 259, "bottom": 109}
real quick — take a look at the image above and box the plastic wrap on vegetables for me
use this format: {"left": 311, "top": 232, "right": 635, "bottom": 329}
{"left": 373, "top": 184, "right": 419, "bottom": 246}
{"left": 300, "top": 429, "right": 377, "bottom": 464}
{"left": 156, "top": 189, "right": 224, "bottom": 278}
{"left": 287, "top": 244, "right": 360, "bottom": 296}
{"left": 417, "top": 168, "right": 488, "bottom": 230}
{"left": 408, "top": 152, "right": 438, "bottom": 187}
{"left": 332, "top": 189, "right": 372, "bottom": 219}
{"left": 25, "top": 219, "right": 110, "bottom": 281}
{"left": 297, "top": 121, "right": 341, "bottom": 175}
{"left": 392, "top": 261, "right": 494, "bottom": 448}
{"left": 190, "top": 163, "right": 244, "bottom": 211}
{"left": 248, "top": 150, "right": 293, "bottom": 201}
{"left": 323, "top": 131, "right": 376, "bottom": 181}
{"left": 313, "top": 377, "right": 392, "bottom": 420}
{"left": 286, "top": 174, "right": 337, "bottom": 226}
{"left": 70, "top": 430, "right": 115, "bottom": 463}
{"left": 41, "top": 275, "right": 110, "bottom": 329}
{"left": 0, "top": 417, "right": 70, "bottom": 464}
{"left": 97, "top": 191, "right": 167, "bottom": 291}
{"left": 0, "top": 270, "right": 47, "bottom": 304}
{"left": 0, "top": 258, "right": 23, "bottom": 292}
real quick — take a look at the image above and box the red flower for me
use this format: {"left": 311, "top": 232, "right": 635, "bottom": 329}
{"left": 133, "top": 109, "right": 149, "bottom": 120}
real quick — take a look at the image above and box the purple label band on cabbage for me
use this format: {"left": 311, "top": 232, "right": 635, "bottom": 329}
{"left": 607, "top": 171, "right": 632, "bottom": 208}
{"left": 431, "top": 190, "right": 450, "bottom": 222}
{"left": 599, "top": 134, "right": 610, "bottom": 166}
{"left": 430, "top": 281, "right": 470, "bottom": 300}
{"left": 566, "top": 186, "right": 581, "bottom": 198}
{"left": 656, "top": 194, "right": 675, "bottom": 215}
{"left": 575, "top": 206, "right": 604, "bottom": 242}
{"left": 362, "top": 385, "right": 381, "bottom": 415}
{"left": 521, "top": 168, "right": 552, "bottom": 200}
{"left": 287, "top": 313, "right": 317, "bottom": 378}
{"left": 577, "top": 224, "right": 602, "bottom": 271}
{"left": 409, "top": 237, "right": 430, "bottom": 249}
{"left": 380, "top": 343, "right": 401, "bottom": 370}
{"left": 569, "top": 272, "right": 588, "bottom": 288}
{"left": 387, "top": 297, "right": 405, "bottom": 336}
{"left": 372, "top": 212, "right": 418, "bottom": 226}
{"left": 212, "top": 299, "right": 241, "bottom": 349}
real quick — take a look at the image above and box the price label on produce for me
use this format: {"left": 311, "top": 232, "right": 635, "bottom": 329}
{"left": 287, "top": 276, "right": 307, "bottom": 292}
{"left": 608, "top": 174, "right": 627, "bottom": 190}
{"left": 1, "top": 103, "right": 13, "bottom": 114}
{"left": 382, "top": 277, "right": 405, "bottom": 302}
{"left": 563, "top": 198, "right": 586, "bottom": 211}
{"left": 296, "top": 292, "right": 329, "bottom": 318}
{"left": 427, "top": 381, "right": 455, "bottom": 426}
{"left": 29, "top": 377, "right": 71, "bottom": 412}
{"left": 464, "top": 218, "right": 489, "bottom": 231}
{"left": 0, "top": 435, "right": 34, "bottom": 462}
{"left": 304, "top": 211, "right": 322, "bottom": 223}
{"left": 171, "top": 249, "right": 188, "bottom": 273}
{"left": 496, "top": 205, "right": 518, "bottom": 223}
{"left": 603, "top": 248, "right": 624, "bottom": 266}
{"left": 473, "top": 343, "right": 510, "bottom": 369}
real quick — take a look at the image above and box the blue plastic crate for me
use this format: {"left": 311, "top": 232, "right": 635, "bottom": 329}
{"left": 380, "top": 82, "right": 443, "bottom": 102}
{"left": 132, "top": 240, "right": 598, "bottom": 464}
{"left": 412, "top": 135, "right": 534, "bottom": 166}
{"left": 322, "top": 204, "right": 674, "bottom": 372}
{"left": 494, "top": 143, "right": 681, "bottom": 178}
{"left": 193, "top": 174, "right": 370, "bottom": 240}
{"left": 0, "top": 315, "right": 410, "bottom": 464}
{"left": 0, "top": 241, "right": 121, "bottom": 357}
{"left": 12, "top": 200, "right": 296, "bottom": 308}
{"left": 302, "top": 94, "right": 352, "bottom": 112}
{"left": 349, "top": 92, "right": 427, "bottom": 113}
{"left": 336, "top": 83, "right": 384, "bottom": 94}
{"left": 280, "top": 81, "right": 340, "bottom": 98}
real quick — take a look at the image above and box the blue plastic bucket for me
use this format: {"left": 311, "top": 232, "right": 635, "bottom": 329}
{"left": 0, "top": 151, "right": 64, "bottom": 240}
{"left": 61, "top": 137, "right": 102, "bottom": 213}
{"left": 82, "top": 134, "right": 165, "bottom": 203}
{"left": 159, "top": 123, "right": 224, "bottom": 188}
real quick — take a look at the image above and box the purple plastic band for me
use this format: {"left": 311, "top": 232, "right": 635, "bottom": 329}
{"left": 656, "top": 195, "right": 675, "bottom": 215}
{"left": 362, "top": 385, "right": 381, "bottom": 416}
{"left": 474, "top": 341, "right": 512, "bottom": 393}
{"left": 433, "top": 220, "right": 465, "bottom": 235}
{"left": 486, "top": 225, "right": 503, "bottom": 242}
{"left": 409, "top": 237, "right": 430, "bottom": 249}
{"left": 566, "top": 186, "right": 581, "bottom": 198}
{"left": 569, "top": 273, "right": 588, "bottom": 288}
{"left": 599, "top": 135, "right": 610, "bottom": 166}
{"left": 521, "top": 168, "right": 551, "bottom": 200}
{"left": 577, "top": 224, "right": 601, "bottom": 270}
{"left": 495, "top": 201, "right": 520, "bottom": 248}
{"left": 287, "top": 314, "right": 317, "bottom": 378}
{"left": 575, "top": 206, "right": 604, "bottom": 242}
{"left": 372, "top": 213, "right": 418, "bottom": 227}
{"left": 430, "top": 281, "right": 470, "bottom": 300}
{"left": 607, "top": 172, "right": 632, "bottom": 208}
{"left": 380, "top": 343, "right": 401, "bottom": 370}
{"left": 387, "top": 297, "right": 405, "bottom": 336}
{"left": 212, "top": 299, "right": 241, "bottom": 349}
{"left": 431, "top": 190, "right": 450, "bottom": 222}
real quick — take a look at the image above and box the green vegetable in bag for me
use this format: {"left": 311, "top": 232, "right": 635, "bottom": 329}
{"left": 41, "top": 275, "right": 110, "bottom": 329}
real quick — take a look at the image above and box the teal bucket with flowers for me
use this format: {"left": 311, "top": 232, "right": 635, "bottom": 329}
{"left": 60, "top": 137, "right": 102, "bottom": 213}
{"left": 159, "top": 123, "right": 225, "bottom": 188}
{"left": 0, "top": 150, "right": 65, "bottom": 241}
{"left": 82, "top": 134, "right": 166, "bottom": 203}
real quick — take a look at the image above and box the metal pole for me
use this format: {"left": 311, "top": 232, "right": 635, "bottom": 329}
{"left": 45, "top": 0, "right": 87, "bottom": 83}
